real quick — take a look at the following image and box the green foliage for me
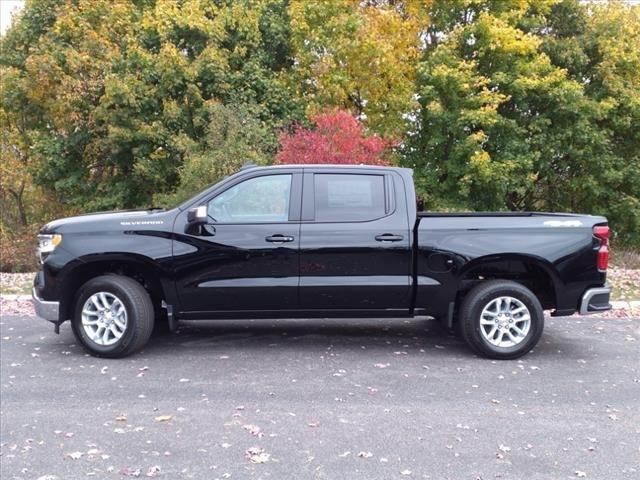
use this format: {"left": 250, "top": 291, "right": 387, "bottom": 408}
{"left": 1, "top": 0, "right": 303, "bottom": 213}
{"left": 289, "top": 0, "right": 429, "bottom": 137}
{"left": 154, "top": 103, "right": 274, "bottom": 206}
{"left": 405, "top": 0, "right": 640, "bottom": 246}
{"left": 1, "top": 0, "right": 639, "bottom": 269}
{"left": 545, "top": 1, "right": 640, "bottom": 246}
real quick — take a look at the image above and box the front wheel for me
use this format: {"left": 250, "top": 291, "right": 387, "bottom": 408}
{"left": 71, "top": 275, "right": 155, "bottom": 358}
{"left": 459, "top": 280, "right": 544, "bottom": 360}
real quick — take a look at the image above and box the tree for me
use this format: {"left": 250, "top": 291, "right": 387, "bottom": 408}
{"left": 1, "top": 69, "right": 34, "bottom": 226}
{"left": 276, "top": 110, "right": 393, "bottom": 165}
{"left": 289, "top": 0, "right": 429, "bottom": 137}
{"left": 0, "top": 0, "right": 66, "bottom": 226}
{"left": 1, "top": 0, "right": 639, "bottom": 252}
{"left": 155, "top": 103, "right": 275, "bottom": 206}
{"left": 406, "top": 10, "right": 600, "bottom": 207}
{"left": 540, "top": 0, "right": 640, "bottom": 245}
{"left": 404, "top": 0, "right": 640, "bottom": 246}
{"left": 0, "top": 0, "right": 303, "bottom": 212}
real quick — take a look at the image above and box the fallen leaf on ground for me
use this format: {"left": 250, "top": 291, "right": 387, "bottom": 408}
{"left": 120, "top": 467, "right": 141, "bottom": 477}
{"left": 242, "top": 424, "right": 264, "bottom": 437}
{"left": 245, "top": 447, "right": 270, "bottom": 464}
{"left": 146, "top": 466, "right": 161, "bottom": 477}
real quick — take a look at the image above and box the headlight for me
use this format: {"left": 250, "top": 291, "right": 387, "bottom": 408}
{"left": 38, "top": 234, "right": 62, "bottom": 255}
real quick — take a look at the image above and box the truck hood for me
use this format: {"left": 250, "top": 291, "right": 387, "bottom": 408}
{"left": 40, "top": 209, "right": 176, "bottom": 234}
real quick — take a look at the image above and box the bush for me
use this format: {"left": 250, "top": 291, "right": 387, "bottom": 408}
{"left": 154, "top": 104, "right": 275, "bottom": 207}
{"left": 0, "top": 224, "right": 39, "bottom": 273}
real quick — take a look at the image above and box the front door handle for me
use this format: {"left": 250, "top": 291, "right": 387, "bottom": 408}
{"left": 375, "top": 233, "right": 404, "bottom": 242}
{"left": 265, "top": 234, "right": 295, "bottom": 243}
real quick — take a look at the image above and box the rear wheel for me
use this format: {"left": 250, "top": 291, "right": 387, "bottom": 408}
{"left": 71, "top": 275, "right": 154, "bottom": 358}
{"left": 459, "top": 280, "right": 544, "bottom": 360}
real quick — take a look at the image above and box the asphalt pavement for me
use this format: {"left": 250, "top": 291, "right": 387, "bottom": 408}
{"left": 1, "top": 314, "right": 639, "bottom": 480}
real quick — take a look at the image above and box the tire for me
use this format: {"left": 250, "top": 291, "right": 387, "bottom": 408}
{"left": 459, "top": 280, "right": 544, "bottom": 360}
{"left": 71, "top": 275, "right": 155, "bottom": 358}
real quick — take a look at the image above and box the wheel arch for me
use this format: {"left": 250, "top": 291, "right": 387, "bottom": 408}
{"left": 59, "top": 254, "right": 174, "bottom": 322}
{"left": 457, "top": 253, "right": 561, "bottom": 310}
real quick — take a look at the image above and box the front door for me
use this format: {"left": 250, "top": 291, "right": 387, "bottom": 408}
{"left": 174, "top": 171, "right": 302, "bottom": 315}
{"left": 299, "top": 170, "right": 412, "bottom": 312}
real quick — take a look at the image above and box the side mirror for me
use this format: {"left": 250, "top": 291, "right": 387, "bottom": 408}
{"left": 187, "top": 205, "right": 208, "bottom": 225}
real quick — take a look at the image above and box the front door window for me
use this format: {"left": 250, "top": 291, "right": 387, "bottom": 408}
{"left": 208, "top": 174, "right": 292, "bottom": 223}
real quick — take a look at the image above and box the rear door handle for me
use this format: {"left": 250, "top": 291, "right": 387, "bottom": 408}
{"left": 265, "top": 234, "right": 295, "bottom": 243}
{"left": 375, "top": 233, "right": 404, "bottom": 242}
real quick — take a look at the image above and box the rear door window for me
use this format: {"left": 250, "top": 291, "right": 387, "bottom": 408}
{"left": 313, "top": 174, "right": 386, "bottom": 222}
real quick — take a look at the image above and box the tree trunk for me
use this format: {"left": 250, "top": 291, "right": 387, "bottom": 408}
{"left": 9, "top": 183, "right": 28, "bottom": 226}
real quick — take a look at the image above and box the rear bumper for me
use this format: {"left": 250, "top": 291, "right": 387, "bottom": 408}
{"left": 579, "top": 284, "right": 612, "bottom": 315}
{"left": 32, "top": 287, "right": 60, "bottom": 322}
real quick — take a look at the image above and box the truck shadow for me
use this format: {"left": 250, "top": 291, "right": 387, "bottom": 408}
{"left": 42, "top": 316, "right": 573, "bottom": 359}
{"left": 142, "top": 317, "right": 474, "bottom": 357}
{"left": 139, "top": 316, "right": 578, "bottom": 359}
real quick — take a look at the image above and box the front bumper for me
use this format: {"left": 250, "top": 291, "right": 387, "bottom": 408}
{"left": 579, "top": 284, "right": 612, "bottom": 315}
{"left": 32, "top": 287, "right": 60, "bottom": 322}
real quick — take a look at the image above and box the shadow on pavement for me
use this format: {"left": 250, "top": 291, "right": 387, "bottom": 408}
{"left": 140, "top": 317, "right": 476, "bottom": 356}
{"left": 12, "top": 314, "right": 579, "bottom": 359}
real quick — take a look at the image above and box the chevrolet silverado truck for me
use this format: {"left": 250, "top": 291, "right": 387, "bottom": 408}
{"left": 32, "top": 165, "right": 612, "bottom": 359}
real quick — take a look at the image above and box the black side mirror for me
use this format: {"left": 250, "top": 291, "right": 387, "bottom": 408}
{"left": 187, "top": 205, "right": 208, "bottom": 225}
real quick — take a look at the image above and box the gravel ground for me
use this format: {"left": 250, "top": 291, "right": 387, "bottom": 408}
{"left": 0, "top": 273, "right": 33, "bottom": 295}
{"left": 1, "top": 313, "right": 639, "bottom": 480}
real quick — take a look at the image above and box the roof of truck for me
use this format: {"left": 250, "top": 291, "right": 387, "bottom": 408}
{"left": 240, "top": 164, "right": 412, "bottom": 173}
{"left": 243, "top": 163, "right": 406, "bottom": 168}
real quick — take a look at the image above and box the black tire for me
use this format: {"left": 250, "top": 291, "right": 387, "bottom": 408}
{"left": 459, "top": 280, "right": 544, "bottom": 360}
{"left": 71, "top": 275, "right": 155, "bottom": 358}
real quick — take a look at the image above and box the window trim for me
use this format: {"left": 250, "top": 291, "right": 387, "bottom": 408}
{"left": 202, "top": 172, "right": 302, "bottom": 225}
{"left": 302, "top": 172, "right": 396, "bottom": 224}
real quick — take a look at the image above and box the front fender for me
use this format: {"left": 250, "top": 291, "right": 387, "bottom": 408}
{"left": 41, "top": 230, "right": 177, "bottom": 321}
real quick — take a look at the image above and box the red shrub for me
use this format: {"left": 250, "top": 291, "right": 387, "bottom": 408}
{"left": 276, "top": 110, "right": 394, "bottom": 165}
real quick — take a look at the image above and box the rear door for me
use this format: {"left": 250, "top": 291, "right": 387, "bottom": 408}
{"left": 299, "top": 169, "right": 412, "bottom": 312}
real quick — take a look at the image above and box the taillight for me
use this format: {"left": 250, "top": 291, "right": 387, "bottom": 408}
{"left": 593, "top": 225, "right": 610, "bottom": 272}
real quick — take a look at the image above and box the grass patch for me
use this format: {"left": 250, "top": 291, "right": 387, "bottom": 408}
{"left": 608, "top": 267, "right": 640, "bottom": 301}
{"left": 611, "top": 247, "right": 640, "bottom": 269}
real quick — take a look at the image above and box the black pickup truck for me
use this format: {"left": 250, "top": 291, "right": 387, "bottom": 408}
{"left": 33, "top": 165, "right": 611, "bottom": 359}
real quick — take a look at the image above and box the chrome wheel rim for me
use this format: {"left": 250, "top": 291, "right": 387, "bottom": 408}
{"left": 479, "top": 296, "right": 531, "bottom": 348}
{"left": 81, "top": 292, "right": 128, "bottom": 346}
